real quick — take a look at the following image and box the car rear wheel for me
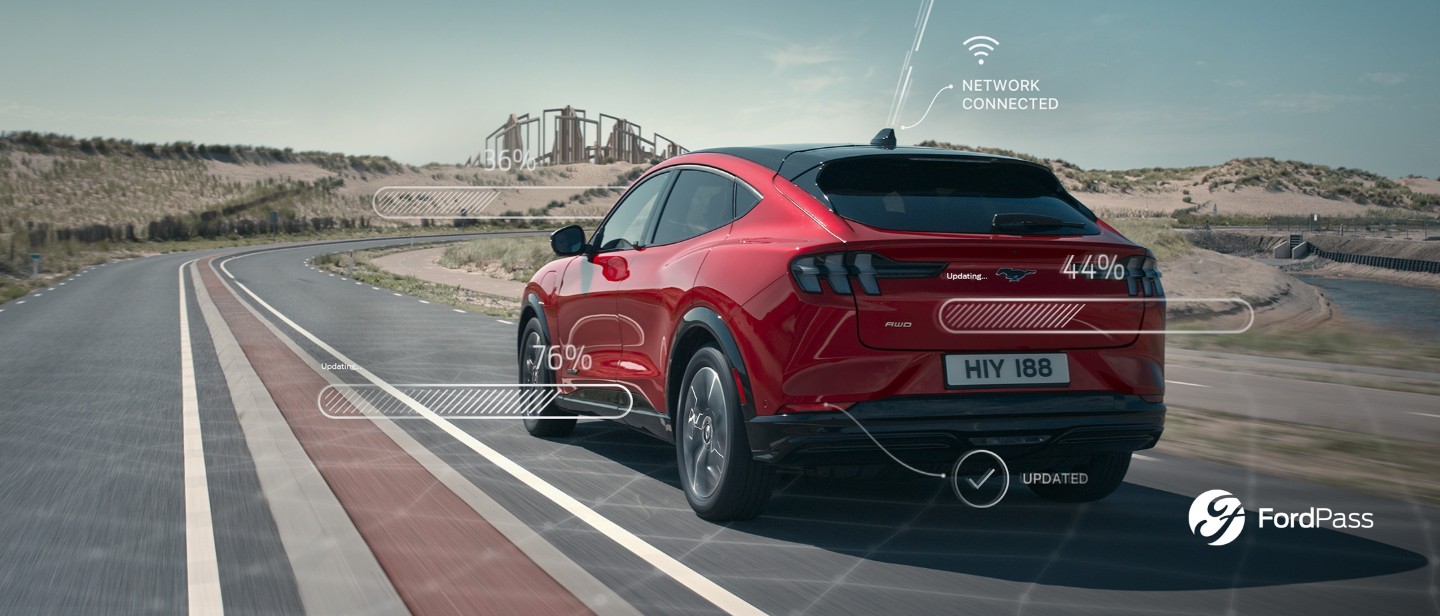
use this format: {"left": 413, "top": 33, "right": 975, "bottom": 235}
{"left": 675, "top": 345, "right": 773, "bottom": 521}
{"left": 518, "top": 318, "right": 575, "bottom": 438}
{"left": 1026, "top": 452, "right": 1131, "bottom": 502}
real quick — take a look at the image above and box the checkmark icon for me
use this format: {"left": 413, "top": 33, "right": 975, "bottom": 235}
{"left": 966, "top": 468, "right": 997, "bottom": 489}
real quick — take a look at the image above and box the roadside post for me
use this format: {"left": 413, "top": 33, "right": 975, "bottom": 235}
{"left": 347, "top": 250, "right": 355, "bottom": 277}
{"left": 30, "top": 253, "right": 40, "bottom": 277}
{"left": 269, "top": 211, "right": 279, "bottom": 239}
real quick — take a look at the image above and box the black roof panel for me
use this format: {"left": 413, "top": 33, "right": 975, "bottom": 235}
{"left": 692, "top": 143, "right": 1034, "bottom": 180}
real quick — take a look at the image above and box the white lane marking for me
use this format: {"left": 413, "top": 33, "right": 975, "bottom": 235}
{"left": 47, "top": 287, "right": 55, "bottom": 291}
{"left": 496, "top": 319, "right": 515, "bottom": 325}
{"left": 178, "top": 260, "right": 225, "bottom": 614}
{"left": 224, "top": 275, "right": 764, "bottom": 616}
{"left": 418, "top": 300, "right": 430, "bottom": 304}
{"left": 355, "top": 282, "right": 363, "bottom": 285}
{"left": 58, "top": 282, "right": 65, "bottom": 285}
{"left": 392, "top": 293, "right": 402, "bottom": 297}
{"left": 33, "top": 293, "right": 41, "bottom": 297}
{"left": 371, "top": 287, "right": 380, "bottom": 291}
{"left": 1411, "top": 412, "right": 1440, "bottom": 420}
{"left": 1166, "top": 380, "right": 1212, "bottom": 388}
{"left": 1134, "top": 453, "right": 1159, "bottom": 462}
{"left": 0, "top": 309, "right": 5, "bottom": 313}
{"left": 452, "top": 309, "right": 466, "bottom": 314}
{"left": 16, "top": 301, "right": 25, "bottom": 304}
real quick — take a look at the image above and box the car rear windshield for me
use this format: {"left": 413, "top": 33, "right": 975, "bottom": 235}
{"left": 812, "top": 157, "right": 1099, "bottom": 235}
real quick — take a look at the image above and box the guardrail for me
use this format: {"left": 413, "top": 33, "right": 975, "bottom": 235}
{"left": 1310, "top": 246, "right": 1440, "bottom": 273}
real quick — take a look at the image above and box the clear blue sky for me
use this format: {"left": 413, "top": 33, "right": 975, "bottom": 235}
{"left": 2, "top": 0, "right": 1436, "bottom": 176}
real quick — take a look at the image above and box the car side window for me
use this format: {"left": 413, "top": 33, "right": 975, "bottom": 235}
{"left": 591, "top": 171, "right": 671, "bottom": 251}
{"left": 650, "top": 169, "right": 737, "bottom": 246}
{"left": 735, "top": 182, "right": 762, "bottom": 219}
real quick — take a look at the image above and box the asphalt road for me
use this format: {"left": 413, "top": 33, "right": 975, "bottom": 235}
{"left": 1, "top": 234, "right": 1437, "bottom": 615}
{"left": 1165, "top": 355, "right": 1440, "bottom": 442}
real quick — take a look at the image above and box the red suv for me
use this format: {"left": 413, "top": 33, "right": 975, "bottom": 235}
{"left": 518, "top": 131, "right": 1166, "bottom": 521}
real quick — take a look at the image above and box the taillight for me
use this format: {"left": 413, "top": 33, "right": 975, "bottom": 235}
{"left": 1123, "top": 255, "right": 1164, "bottom": 297}
{"left": 790, "top": 252, "right": 944, "bottom": 295}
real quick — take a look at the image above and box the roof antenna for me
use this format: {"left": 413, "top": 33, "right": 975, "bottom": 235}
{"left": 870, "top": 128, "right": 897, "bottom": 149}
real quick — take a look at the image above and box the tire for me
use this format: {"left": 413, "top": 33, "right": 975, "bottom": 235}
{"left": 1026, "top": 452, "right": 1131, "bottom": 503}
{"left": 674, "top": 345, "right": 774, "bottom": 521}
{"left": 518, "top": 318, "right": 575, "bottom": 438}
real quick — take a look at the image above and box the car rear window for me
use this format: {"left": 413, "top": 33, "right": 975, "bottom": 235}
{"left": 812, "top": 157, "right": 1099, "bottom": 235}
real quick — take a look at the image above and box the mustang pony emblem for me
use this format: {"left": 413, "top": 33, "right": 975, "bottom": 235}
{"left": 996, "top": 268, "right": 1036, "bottom": 282}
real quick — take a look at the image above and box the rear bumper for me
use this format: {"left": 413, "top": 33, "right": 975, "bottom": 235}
{"left": 746, "top": 392, "right": 1164, "bottom": 470}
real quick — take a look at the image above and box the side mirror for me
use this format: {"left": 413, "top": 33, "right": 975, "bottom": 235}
{"left": 550, "top": 225, "right": 587, "bottom": 256}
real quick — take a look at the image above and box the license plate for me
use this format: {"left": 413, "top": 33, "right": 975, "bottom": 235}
{"left": 944, "top": 353, "right": 1070, "bottom": 388}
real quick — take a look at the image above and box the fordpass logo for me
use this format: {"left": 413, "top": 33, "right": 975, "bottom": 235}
{"left": 1189, "top": 489, "right": 1246, "bottom": 546}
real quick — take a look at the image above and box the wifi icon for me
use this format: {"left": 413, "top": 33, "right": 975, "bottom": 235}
{"left": 965, "top": 35, "right": 999, "bottom": 65}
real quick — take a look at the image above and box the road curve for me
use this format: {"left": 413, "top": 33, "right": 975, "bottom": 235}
{"left": 0, "top": 235, "right": 1436, "bottom": 615}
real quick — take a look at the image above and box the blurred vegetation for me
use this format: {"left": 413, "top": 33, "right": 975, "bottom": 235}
{"left": 0, "top": 131, "right": 578, "bottom": 301}
{"left": 438, "top": 235, "right": 555, "bottom": 281}
{"left": 1107, "top": 218, "right": 1191, "bottom": 260}
{"left": 313, "top": 245, "right": 521, "bottom": 317}
{"left": 0, "top": 132, "right": 394, "bottom": 243}
{"left": 0, "top": 131, "right": 412, "bottom": 173}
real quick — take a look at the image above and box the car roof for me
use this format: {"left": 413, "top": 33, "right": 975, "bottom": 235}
{"left": 690, "top": 143, "right": 1039, "bottom": 181}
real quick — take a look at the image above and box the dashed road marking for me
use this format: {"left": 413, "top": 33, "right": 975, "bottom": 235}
{"left": 418, "top": 300, "right": 430, "bottom": 304}
{"left": 392, "top": 293, "right": 402, "bottom": 297}
{"left": 1166, "top": 380, "right": 1211, "bottom": 388}
{"left": 452, "top": 309, "right": 466, "bottom": 314}
{"left": 1411, "top": 412, "right": 1440, "bottom": 420}
{"left": 1134, "top": 453, "right": 1159, "bottom": 462}
{"left": 497, "top": 319, "right": 515, "bottom": 325}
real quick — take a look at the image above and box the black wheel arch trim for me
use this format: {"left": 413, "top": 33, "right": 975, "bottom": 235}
{"left": 671, "top": 306, "right": 757, "bottom": 420}
{"left": 520, "top": 291, "right": 552, "bottom": 349}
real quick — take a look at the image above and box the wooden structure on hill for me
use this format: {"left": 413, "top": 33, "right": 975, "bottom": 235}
{"left": 471, "top": 106, "right": 685, "bottom": 167}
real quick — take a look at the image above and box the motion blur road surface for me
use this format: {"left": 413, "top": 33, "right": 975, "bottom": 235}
{"left": 1, "top": 234, "right": 1436, "bottom": 615}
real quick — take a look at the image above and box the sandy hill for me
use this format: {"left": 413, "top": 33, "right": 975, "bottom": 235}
{"left": 918, "top": 141, "right": 1440, "bottom": 219}
{"left": 0, "top": 132, "right": 642, "bottom": 241}
{"left": 3, "top": 132, "right": 1433, "bottom": 245}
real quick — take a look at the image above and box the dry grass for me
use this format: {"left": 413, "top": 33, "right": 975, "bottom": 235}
{"left": 0, "top": 132, "right": 646, "bottom": 236}
{"left": 1107, "top": 218, "right": 1192, "bottom": 260}
{"left": 313, "top": 246, "right": 521, "bottom": 317}
{"left": 437, "top": 235, "right": 558, "bottom": 281}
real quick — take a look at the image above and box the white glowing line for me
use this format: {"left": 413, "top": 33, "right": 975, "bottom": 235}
{"left": 899, "top": 83, "right": 953, "bottom": 130}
